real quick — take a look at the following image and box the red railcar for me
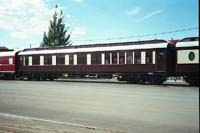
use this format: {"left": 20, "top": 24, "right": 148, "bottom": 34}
{"left": 0, "top": 51, "right": 17, "bottom": 79}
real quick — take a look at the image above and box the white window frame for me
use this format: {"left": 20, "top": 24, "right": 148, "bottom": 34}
{"left": 40, "top": 56, "right": 44, "bottom": 66}
{"left": 87, "top": 54, "right": 91, "bottom": 65}
{"left": 141, "top": 51, "right": 146, "bottom": 64}
{"left": 102, "top": 53, "right": 105, "bottom": 65}
{"left": 65, "top": 55, "right": 69, "bottom": 65}
{"left": 0, "top": 57, "right": 2, "bottom": 65}
{"left": 73, "top": 54, "right": 77, "bottom": 65}
{"left": 52, "top": 55, "right": 56, "bottom": 65}
{"left": 28, "top": 56, "right": 32, "bottom": 66}
{"left": 9, "top": 57, "right": 13, "bottom": 65}
{"left": 152, "top": 51, "right": 156, "bottom": 64}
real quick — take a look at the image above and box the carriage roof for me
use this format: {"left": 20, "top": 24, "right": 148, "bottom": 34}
{"left": 19, "top": 39, "right": 168, "bottom": 55}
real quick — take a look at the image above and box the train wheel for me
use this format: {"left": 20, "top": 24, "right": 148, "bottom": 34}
{"left": 41, "top": 77, "right": 47, "bottom": 81}
{"left": 27, "top": 75, "right": 32, "bottom": 80}
{"left": 32, "top": 74, "right": 40, "bottom": 81}
{"left": 41, "top": 74, "right": 47, "bottom": 81}
{"left": 48, "top": 76, "right": 54, "bottom": 81}
{"left": 149, "top": 76, "right": 166, "bottom": 85}
{"left": 186, "top": 78, "right": 199, "bottom": 86}
{"left": 2, "top": 74, "right": 15, "bottom": 80}
{"left": 49, "top": 78, "right": 54, "bottom": 81}
{"left": 184, "top": 76, "right": 199, "bottom": 86}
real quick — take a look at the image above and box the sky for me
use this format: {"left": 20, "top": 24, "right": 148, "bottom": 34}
{"left": 0, "top": 0, "right": 198, "bottom": 49}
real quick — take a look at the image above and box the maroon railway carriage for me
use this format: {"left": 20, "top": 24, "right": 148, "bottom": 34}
{"left": 0, "top": 50, "right": 18, "bottom": 79}
{"left": 17, "top": 39, "right": 176, "bottom": 84}
{"left": 175, "top": 37, "right": 199, "bottom": 86}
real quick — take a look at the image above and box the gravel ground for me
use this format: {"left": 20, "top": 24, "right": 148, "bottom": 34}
{"left": 0, "top": 113, "right": 122, "bottom": 133}
{"left": 0, "top": 79, "right": 199, "bottom": 133}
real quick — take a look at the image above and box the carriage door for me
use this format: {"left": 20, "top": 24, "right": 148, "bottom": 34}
{"left": 166, "top": 43, "right": 176, "bottom": 76}
{"left": 156, "top": 49, "right": 165, "bottom": 71}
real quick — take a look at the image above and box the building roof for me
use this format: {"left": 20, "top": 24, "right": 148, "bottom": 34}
{"left": 0, "top": 46, "right": 13, "bottom": 51}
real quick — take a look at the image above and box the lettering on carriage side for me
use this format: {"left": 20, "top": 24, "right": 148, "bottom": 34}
{"left": 178, "top": 49, "right": 199, "bottom": 64}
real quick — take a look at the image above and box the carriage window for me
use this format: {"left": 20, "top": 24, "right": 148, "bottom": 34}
{"left": 19, "top": 56, "right": 23, "bottom": 66}
{"left": 105, "top": 53, "right": 110, "bottom": 64}
{"left": 157, "top": 51, "right": 164, "bottom": 60}
{"left": 0, "top": 57, "right": 2, "bottom": 65}
{"left": 156, "top": 50, "right": 165, "bottom": 66}
{"left": 91, "top": 53, "right": 102, "bottom": 65}
{"left": 119, "top": 52, "right": 125, "bottom": 64}
{"left": 33, "top": 56, "right": 40, "bottom": 65}
{"left": 91, "top": 53, "right": 96, "bottom": 64}
{"left": 9, "top": 58, "right": 13, "bottom": 64}
{"left": 69, "top": 55, "right": 73, "bottom": 65}
{"left": 44, "top": 56, "right": 48, "bottom": 65}
{"left": 127, "top": 52, "right": 133, "bottom": 64}
{"left": 57, "top": 55, "right": 65, "bottom": 65}
{"left": 77, "top": 54, "right": 86, "bottom": 65}
{"left": 44, "top": 55, "right": 52, "bottom": 65}
{"left": 146, "top": 51, "right": 152, "bottom": 64}
{"left": 96, "top": 53, "right": 101, "bottom": 64}
{"left": 112, "top": 53, "right": 117, "bottom": 64}
{"left": 25, "top": 56, "right": 28, "bottom": 66}
{"left": 156, "top": 50, "right": 165, "bottom": 70}
{"left": 135, "top": 52, "right": 141, "bottom": 64}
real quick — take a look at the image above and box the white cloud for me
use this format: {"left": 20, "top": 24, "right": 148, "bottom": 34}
{"left": 0, "top": 0, "right": 59, "bottom": 40}
{"left": 66, "top": 14, "right": 71, "bottom": 19}
{"left": 73, "top": 0, "right": 83, "bottom": 2}
{"left": 137, "top": 10, "right": 162, "bottom": 22}
{"left": 128, "top": 7, "right": 141, "bottom": 16}
{"left": 10, "top": 31, "right": 29, "bottom": 39}
{"left": 71, "top": 27, "right": 87, "bottom": 37}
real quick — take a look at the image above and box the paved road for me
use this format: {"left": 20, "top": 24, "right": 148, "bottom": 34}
{"left": 0, "top": 80, "right": 199, "bottom": 133}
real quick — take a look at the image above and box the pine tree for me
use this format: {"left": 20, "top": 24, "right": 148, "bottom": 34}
{"left": 41, "top": 5, "right": 71, "bottom": 47}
